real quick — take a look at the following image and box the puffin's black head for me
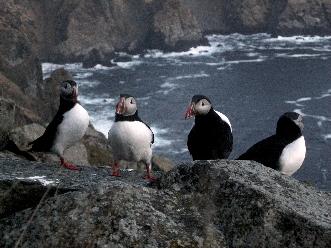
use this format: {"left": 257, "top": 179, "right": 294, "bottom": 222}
{"left": 185, "top": 95, "right": 212, "bottom": 119}
{"left": 115, "top": 94, "right": 137, "bottom": 116}
{"left": 276, "top": 112, "right": 304, "bottom": 138}
{"left": 60, "top": 80, "right": 78, "bottom": 102}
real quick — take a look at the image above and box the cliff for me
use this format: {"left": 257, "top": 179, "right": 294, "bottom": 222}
{"left": 0, "top": 159, "right": 330, "bottom": 247}
{"left": 2, "top": 0, "right": 331, "bottom": 65}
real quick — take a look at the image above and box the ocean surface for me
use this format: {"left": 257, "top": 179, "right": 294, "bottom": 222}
{"left": 43, "top": 33, "right": 331, "bottom": 190}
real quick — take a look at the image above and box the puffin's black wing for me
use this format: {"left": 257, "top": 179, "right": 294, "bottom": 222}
{"left": 29, "top": 112, "right": 64, "bottom": 152}
{"left": 187, "top": 125, "right": 198, "bottom": 159}
{"left": 237, "top": 135, "right": 286, "bottom": 170}
{"left": 187, "top": 115, "right": 233, "bottom": 160}
{"left": 211, "top": 119, "right": 233, "bottom": 159}
{"left": 137, "top": 116, "right": 154, "bottom": 144}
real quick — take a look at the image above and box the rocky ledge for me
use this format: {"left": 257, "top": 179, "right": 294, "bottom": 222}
{"left": 0, "top": 159, "right": 330, "bottom": 247}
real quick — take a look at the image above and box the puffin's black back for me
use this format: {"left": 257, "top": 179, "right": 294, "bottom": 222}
{"left": 29, "top": 98, "right": 76, "bottom": 151}
{"left": 187, "top": 108, "right": 233, "bottom": 160}
{"left": 237, "top": 112, "right": 303, "bottom": 170}
{"left": 115, "top": 110, "right": 154, "bottom": 144}
{"left": 237, "top": 135, "right": 288, "bottom": 170}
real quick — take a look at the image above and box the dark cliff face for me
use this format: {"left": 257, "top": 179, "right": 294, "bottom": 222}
{"left": 3, "top": 0, "right": 331, "bottom": 65}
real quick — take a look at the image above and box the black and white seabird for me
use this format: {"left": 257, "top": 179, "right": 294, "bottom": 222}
{"left": 185, "top": 95, "right": 233, "bottom": 160}
{"left": 29, "top": 80, "right": 90, "bottom": 170}
{"left": 108, "top": 94, "right": 156, "bottom": 181}
{"left": 237, "top": 112, "right": 306, "bottom": 176}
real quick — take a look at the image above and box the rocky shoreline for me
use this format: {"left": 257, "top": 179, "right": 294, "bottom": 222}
{"left": 0, "top": 159, "right": 330, "bottom": 247}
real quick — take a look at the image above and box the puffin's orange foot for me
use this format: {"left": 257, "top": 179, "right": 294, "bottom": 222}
{"left": 111, "top": 171, "right": 121, "bottom": 177}
{"left": 143, "top": 174, "right": 157, "bottom": 182}
{"left": 62, "top": 162, "right": 80, "bottom": 171}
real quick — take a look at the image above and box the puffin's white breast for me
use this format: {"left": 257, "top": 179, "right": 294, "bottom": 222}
{"left": 52, "top": 103, "right": 89, "bottom": 155}
{"left": 279, "top": 136, "right": 306, "bottom": 176}
{"left": 215, "top": 111, "right": 232, "bottom": 132}
{"left": 108, "top": 121, "right": 153, "bottom": 163}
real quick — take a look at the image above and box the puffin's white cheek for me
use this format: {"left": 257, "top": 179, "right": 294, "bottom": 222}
{"left": 196, "top": 105, "right": 211, "bottom": 115}
{"left": 125, "top": 104, "right": 137, "bottom": 116}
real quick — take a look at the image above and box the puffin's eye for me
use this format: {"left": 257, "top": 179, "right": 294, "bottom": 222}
{"left": 202, "top": 101, "right": 205, "bottom": 106}
{"left": 130, "top": 99, "right": 133, "bottom": 104}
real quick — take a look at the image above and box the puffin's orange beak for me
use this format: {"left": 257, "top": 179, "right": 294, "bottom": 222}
{"left": 185, "top": 103, "right": 195, "bottom": 119}
{"left": 116, "top": 97, "right": 126, "bottom": 114}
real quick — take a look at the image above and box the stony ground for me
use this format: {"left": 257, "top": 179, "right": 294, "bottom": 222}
{"left": 0, "top": 158, "right": 330, "bottom": 247}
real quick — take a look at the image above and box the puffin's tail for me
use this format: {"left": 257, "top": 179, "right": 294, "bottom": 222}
{"left": 28, "top": 135, "right": 49, "bottom": 152}
{"left": 6, "top": 140, "right": 37, "bottom": 161}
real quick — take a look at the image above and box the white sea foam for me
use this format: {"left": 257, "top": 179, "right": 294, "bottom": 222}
{"left": 143, "top": 33, "right": 331, "bottom": 60}
{"left": 285, "top": 100, "right": 304, "bottom": 107}
{"left": 115, "top": 60, "right": 143, "bottom": 69}
{"left": 323, "top": 134, "right": 331, "bottom": 140}
{"left": 137, "top": 96, "right": 151, "bottom": 101}
{"left": 266, "top": 35, "right": 331, "bottom": 43}
{"left": 95, "top": 120, "right": 112, "bottom": 137}
{"left": 92, "top": 64, "right": 114, "bottom": 70}
{"left": 225, "top": 58, "right": 266, "bottom": 64}
{"left": 287, "top": 89, "right": 331, "bottom": 127}
{"left": 174, "top": 73, "right": 209, "bottom": 80}
{"left": 293, "top": 109, "right": 331, "bottom": 123}
{"left": 159, "top": 82, "right": 177, "bottom": 95}
{"left": 76, "top": 79, "right": 101, "bottom": 87}
{"left": 42, "top": 63, "right": 83, "bottom": 78}
{"left": 74, "top": 72, "right": 93, "bottom": 79}
{"left": 144, "top": 44, "right": 218, "bottom": 58}
{"left": 172, "top": 148, "right": 189, "bottom": 154}
{"left": 16, "top": 176, "right": 59, "bottom": 186}
{"left": 246, "top": 52, "right": 261, "bottom": 57}
{"left": 151, "top": 126, "right": 173, "bottom": 148}
{"left": 296, "top": 97, "right": 312, "bottom": 102}
{"left": 79, "top": 96, "right": 115, "bottom": 105}
{"left": 205, "top": 62, "right": 225, "bottom": 66}
{"left": 275, "top": 53, "right": 323, "bottom": 58}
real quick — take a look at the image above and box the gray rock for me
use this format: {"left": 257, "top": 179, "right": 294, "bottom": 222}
{"left": 82, "top": 125, "right": 112, "bottom": 166}
{"left": 0, "top": 159, "right": 329, "bottom": 247}
{"left": 277, "top": 0, "right": 331, "bottom": 35}
{"left": 9, "top": 123, "right": 45, "bottom": 150}
{"left": 8, "top": 123, "right": 89, "bottom": 166}
{"left": 152, "top": 155, "right": 175, "bottom": 172}
{"left": 150, "top": 0, "right": 208, "bottom": 51}
{"left": 41, "top": 68, "right": 73, "bottom": 122}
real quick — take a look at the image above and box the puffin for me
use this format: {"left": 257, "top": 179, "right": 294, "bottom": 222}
{"left": 29, "top": 80, "right": 89, "bottom": 170}
{"left": 185, "top": 95, "right": 233, "bottom": 160}
{"left": 108, "top": 94, "right": 156, "bottom": 181}
{"left": 237, "top": 112, "right": 306, "bottom": 176}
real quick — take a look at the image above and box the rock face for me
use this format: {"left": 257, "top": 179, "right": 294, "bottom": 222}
{"left": 0, "top": 159, "right": 329, "bottom": 247}
{"left": 2, "top": 0, "right": 331, "bottom": 66}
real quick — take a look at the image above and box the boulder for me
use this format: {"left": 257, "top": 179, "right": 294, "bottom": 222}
{"left": 8, "top": 123, "right": 89, "bottom": 166}
{"left": 41, "top": 68, "right": 73, "bottom": 122}
{"left": 0, "top": 159, "right": 329, "bottom": 247}
{"left": 150, "top": 0, "right": 208, "bottom": 51}
{"left": 277, "top": 0, "right": 331, "bottom": 35}
{"left": 152, "top": 155, "right": 175, "bottom": 172}
{"left": 82, "top": 125, "right": 112, "bottom": 166}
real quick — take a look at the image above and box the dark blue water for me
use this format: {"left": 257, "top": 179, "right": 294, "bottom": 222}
{"left": 43, "top": 34, "right": 331, "bottom": 190}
